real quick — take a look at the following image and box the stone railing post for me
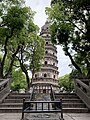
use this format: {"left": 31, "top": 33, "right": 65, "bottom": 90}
{"left": 88, "top": 81, "right": 90, "bottom": 96}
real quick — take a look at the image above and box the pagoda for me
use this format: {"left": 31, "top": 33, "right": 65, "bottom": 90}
{"left": 32, "top": 21, "right": 59, "bottom": 93}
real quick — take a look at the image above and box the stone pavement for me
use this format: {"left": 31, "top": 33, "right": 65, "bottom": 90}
{"left": 0, "top": 113, "right": 90, "bottom": 120}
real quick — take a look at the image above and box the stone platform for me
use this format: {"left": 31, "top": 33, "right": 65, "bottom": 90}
{"left": 0, "top": 113, "right": 90, "bottom": 120}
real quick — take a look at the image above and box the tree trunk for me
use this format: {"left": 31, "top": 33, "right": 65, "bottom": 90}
{"left": 31, "top": 70, "right": 34, "bottom": 86}
{"left": 87, "top": 69, "right": 90, "bottom": 79}
{"left": 0, "top": 61, "right": 4, "bottom": 79}
{"left": 25, "top": 71, "right": 30, "bottom": 90}
{"left": 64, "top": 42, "right": 82, "bottom": 74}
{"left": 20, "top": 62, "right": 30, "bottom": 90}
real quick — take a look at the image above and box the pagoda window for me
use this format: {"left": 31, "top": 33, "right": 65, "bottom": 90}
{"left": 45, "top": 61, "right": 48, "bottom": 65}
{"left": 53, "top": 63, "right": 55, "bottom": 66}
{"left": 46, "top": 42, "right": 48, "bottom": 44}
{"left": 35, "top": 74, "right": 37, "bottom": 78}
{"left": 53, "top": 75, "right": 55, "bottom": 79}
{"left": 45, "top": 51, "right": 48, "bottom": 54}
{"left": 44, "top": 73, "right": 47, "bottom": 77}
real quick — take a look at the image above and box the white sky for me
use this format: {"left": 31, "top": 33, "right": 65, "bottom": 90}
{"left": 25, "top": 0, "right": 72, "bottom": 76}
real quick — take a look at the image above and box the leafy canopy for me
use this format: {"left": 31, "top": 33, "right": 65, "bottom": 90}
{"left": 46, "top": 0, "right": 90, "bottom": 78}
{"left": 0, "top": 0, "right": 44, "bottom": 79}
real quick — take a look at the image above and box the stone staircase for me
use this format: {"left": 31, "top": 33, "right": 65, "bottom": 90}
{"left": 0, "top": 92, "right": 89, "bottom": 113}
{"left": 0, "top": 92, "right": 30, "bottom": 113}
{"left": 55, "top": 93, "right": 89, "bottom": 113}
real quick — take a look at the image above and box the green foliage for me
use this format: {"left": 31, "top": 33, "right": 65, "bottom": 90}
{"left": 11, "top": 69, "right": 27, "bottom": 91}
{"left": 0, "top": 0, "right": 30, "bottom": 78}
{"left": 58, "top": 74, "right": 74, "bottom": 91}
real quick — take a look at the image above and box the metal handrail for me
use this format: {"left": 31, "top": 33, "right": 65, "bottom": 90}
{"left": 22, "top": 98, "right": 64, "bottom": 120}
{"left": 50, "top": 85, "right": 55, "bottom": 101}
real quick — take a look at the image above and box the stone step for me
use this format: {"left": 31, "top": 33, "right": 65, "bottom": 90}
{"left": 55, "top": 95, "right": 78, "bottom": 99}
{"left": 10, "top": 92, "right": 30, "bottom": 95}
{"left": 3, "top": 99, "right": 28, "bottom": 103}
{"left": 63, "top": 108, "right": 89, "bottom": 113}
{"left": 0, "top": 102, "right": 86, "bottom": 108}
{"left": 55, "top": 98, "right": 82, "bottom": 102}
{"left": 62, "top": 99, "right": 82, "bottom": 103}
{"left": 55, "top": 93, "right": 76, "bottom": 95}
{"left": 6, "top": 94, "right": 30, "bottom": 99}
{"left": 0, "top": 107, "right": 88, "bottom": 113}
{"left": 62, "top": 103, "right": 86, "bottom": 108}
{"left": 0, "top": 107, "right": 22, "bottom": 113}
{"left": 0, "top": 103, "right": 23, "bottom": 107}
{"left": 8, "top": 93, "right": 30, "bottom": 96}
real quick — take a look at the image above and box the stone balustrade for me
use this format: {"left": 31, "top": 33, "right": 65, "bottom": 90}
{"left": 42, "top": 64, "right": 58, "bottom": 70}
{"left": 0, "top": 79, "right": 10, "bottom": 102}
{"left": 32, "top": 77, "right": 58, "bottom": 85}
{"left": 45, "top": 45, "right": 57, "bottom": 52}
{"left": 74, "top": 79, "right": 90, "bottom": 109}
{"left": 45, "top": 53, "right": 57, "bottom": 60}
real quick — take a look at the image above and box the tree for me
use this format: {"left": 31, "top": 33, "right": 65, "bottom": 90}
{"left": 0, "top": 0, "right": 30, "bottom": 78}
{"left": 46, "top": 0, "right": 90, "bottom": 78}
{"left": 0, "top": 0, "right": 45, "bottom": 90}
{"left": 15, "top": 33, "right": 45, "bottom": 89}
{"left": 0, "top": 0, "right": 45, "bottom": 78}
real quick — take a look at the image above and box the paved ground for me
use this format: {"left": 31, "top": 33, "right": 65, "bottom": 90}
{"left": 0, "top": 113, "right": 90, "bottom": 120}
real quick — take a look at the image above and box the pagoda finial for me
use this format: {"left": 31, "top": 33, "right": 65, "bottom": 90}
{"left": 45, "top": 20, "right": 49, "bottom": 24}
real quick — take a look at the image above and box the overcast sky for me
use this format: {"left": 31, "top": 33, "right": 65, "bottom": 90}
{"left": 25, "top": 0, "right": 72, "bottom": 76}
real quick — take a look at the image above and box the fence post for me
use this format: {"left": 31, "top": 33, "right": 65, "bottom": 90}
{"left": 21, "top": 98, "right": 25, "bottom": 120}
{"left": 60, "top": 99, "right": 64, "bottom": 120}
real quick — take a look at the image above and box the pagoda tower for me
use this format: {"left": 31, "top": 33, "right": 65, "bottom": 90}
{"left": 32, "top": 21, "right": 59, "bottom": 93}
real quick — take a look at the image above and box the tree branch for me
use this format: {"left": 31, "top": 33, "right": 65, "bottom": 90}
{"left": 68, "top": 19, "right": 86, "bottom": 35}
